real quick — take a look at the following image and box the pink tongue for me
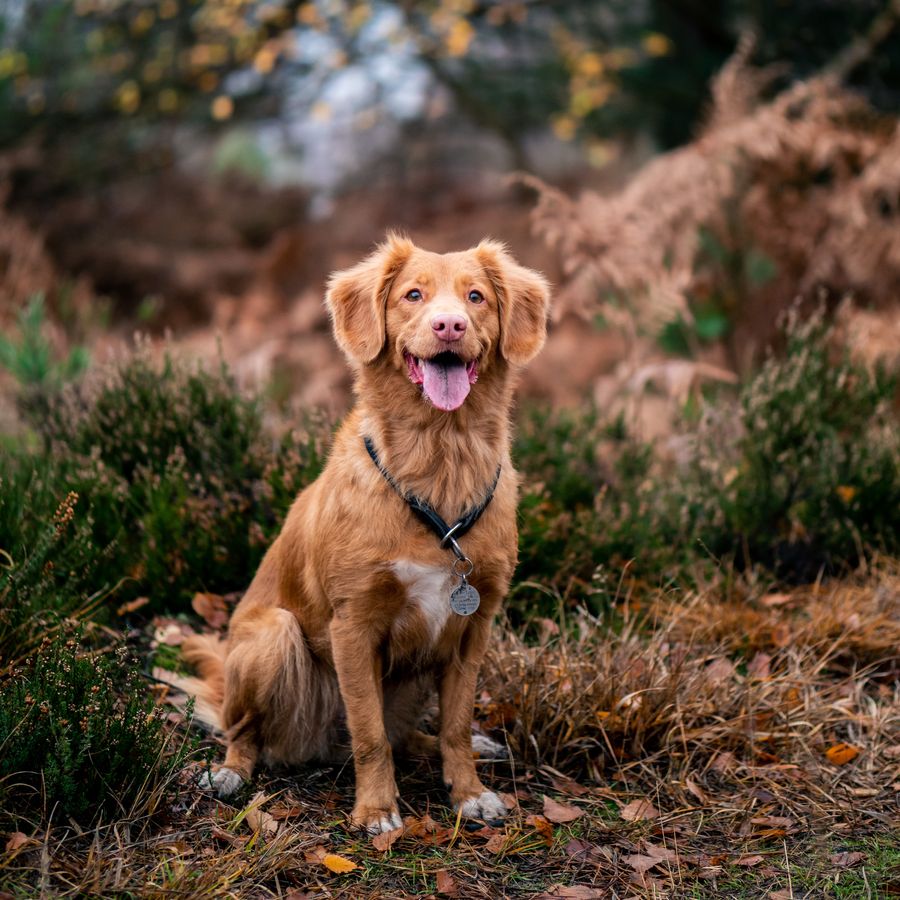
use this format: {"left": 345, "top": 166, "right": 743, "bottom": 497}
{"left": 422, "top": 358, "right": 471, "bottom": 411}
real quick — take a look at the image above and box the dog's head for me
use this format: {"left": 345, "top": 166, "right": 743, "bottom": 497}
{"left": 325, "top": 234, "right": 550, "bottom": 412}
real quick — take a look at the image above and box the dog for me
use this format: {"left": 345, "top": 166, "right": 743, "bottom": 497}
{"left": 181, "top": 234, "right": 550, "bottom": 833}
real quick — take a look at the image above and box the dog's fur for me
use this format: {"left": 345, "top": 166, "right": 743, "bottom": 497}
{"left": 180, "top": 235, "right": 550, "bottom": 833}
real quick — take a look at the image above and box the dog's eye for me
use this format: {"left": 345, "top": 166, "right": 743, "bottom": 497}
{"left": 405, "top": 289, "right": 423, "bottom": 302}
{"left": 467, "top": 290, "right": 484, "bottom": 304}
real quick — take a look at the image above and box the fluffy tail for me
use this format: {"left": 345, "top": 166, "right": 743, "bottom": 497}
{"left": 155, "top": 634, "right": 227, "bottom": 732}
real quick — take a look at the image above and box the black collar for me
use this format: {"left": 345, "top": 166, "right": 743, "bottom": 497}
{"left": 363, "top": 435, "right": 501, "bottom": 559}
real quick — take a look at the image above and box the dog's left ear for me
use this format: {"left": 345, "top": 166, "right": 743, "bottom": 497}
{"left": 326, "top": 233, "right": 415, "bottom": 364}
{"left": 476, "top": 240, "right": 551, "bottom": 366}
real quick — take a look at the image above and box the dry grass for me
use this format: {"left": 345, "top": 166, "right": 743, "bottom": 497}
{"left": 3, "top": 566, "right": 898, "bottom": 898}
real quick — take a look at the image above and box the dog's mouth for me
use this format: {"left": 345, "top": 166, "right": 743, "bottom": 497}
{"left": 404, "top": 351, "right": 479, "bottom": 412}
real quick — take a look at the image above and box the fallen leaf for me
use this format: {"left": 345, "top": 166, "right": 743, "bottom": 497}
{"left": 539, "top": 887, "right": 606, "bottom": 899}
{"left": 322, "top": 853, "right": 357, "bottom": 873}
{"left": 848, "top": 787, "right": 879, "bottom": 797}
{"left": 747, "top": 652, "right": 772, "bottom": 680}
{"left": 684, "top": 776, "right": 708, "bottom": 804}
{"left": 768, "top": 890, "right": 793, "bottom": 899}
{"left": 498, "top": 791, "right": 519, "bottom": 810}
{"left": 117, "top": 596, "right": 149, "bottom": 616}
{"left": 525, "top": 814, "right": 554, "bottom": 845}
{"left": 751, "top": 816, "right": 794, "bottom": 829}
{"left": 484, "top": 832, "right": 507, "bottom": 854}
{"left": 825, "top": 742, "right": 860, "bottom": 765}
{"left": 564, "top": 838, "right": 593, "bottom": 859}
{"left": 4, "top": 833, "right": 29, "bottom": 852}
{"left": 710, "top": 751, "right": 738, "bottom": 773}
{"left": 548, "top": 774, "right": 590, "bottom": 797}
{"left": 371, "top": 827, "right": 403, "bottom": 852}
{"left": 192, "top": 592, "right": 228, "bottom": 628}
{"left": 705, "top": 657, "right": 736, "bottom": 685}
{"left": 883, "top": 745, "right": 900, "bottom": 759}
{"left": 735, "top": 855, "right": 765, "bottom": 867}
{"left": 643, "top": 843, "right": 678, "bottom": 862}
{"left": 625, "top": 854, "right": 662, "bottom": 874}
{"left": 831, "top": 850, "right": 866, "bottom": 868}
{"left": 284, "top": 891, "right": 311, "bottom": 900}
{"left": 761, "top": 592, "right": 792, "bottom": 607}
{"left": 269, "top": 801, "right": 304, "bottom": 820}
{"left": 436, "top": 869, "right": 458, "bottom": 896}
{"left": 620, "top": 799, "right": 660, "bottom": 822}
{"left": 543, "top": 795, "right": 583, "bottom": 824}
{"left": 210, "top": 825, "right": 247, "bottom": 846}
{"left": 245, "top": 792, "right": 278, "bottom": 836}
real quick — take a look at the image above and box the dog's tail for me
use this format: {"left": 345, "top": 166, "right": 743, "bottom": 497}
{"left": 155, "top": 634, "right": 227, "bottom": 732}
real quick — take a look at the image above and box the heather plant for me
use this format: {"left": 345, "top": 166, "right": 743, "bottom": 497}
{"left": 0, "top": 628, "right": 191, "bottom": 823}
{"left": 24, "top": 344, "right": 328, "bottom": 607}
{"left": 512, "top": 307, "right": 900, "bottom": 610}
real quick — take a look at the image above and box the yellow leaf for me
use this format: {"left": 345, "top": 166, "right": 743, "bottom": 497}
{"left": 322, "top": 853, "right": 357, "bottom": 873}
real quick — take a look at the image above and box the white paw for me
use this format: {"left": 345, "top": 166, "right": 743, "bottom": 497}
{"left": 472, "top": 734, "right": 508, "bottom": 759}
{"left": 198, "top": 766, "right": 244, "bottom": 798}
{"left": 366, "top": 812, "right": 403, "bottom": 835}
{"left": 456, "top": 790, "right": 507, "bottom": 822}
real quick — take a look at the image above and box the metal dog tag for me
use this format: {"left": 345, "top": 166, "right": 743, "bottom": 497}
{"left": 450, "top": 580, "right": 480, "bottom": 616}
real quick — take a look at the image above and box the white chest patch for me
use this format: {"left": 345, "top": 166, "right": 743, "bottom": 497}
{"left": 391, "top": 560, "right": 452, "bottom": 643}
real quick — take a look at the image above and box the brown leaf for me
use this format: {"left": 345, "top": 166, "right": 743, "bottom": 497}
{"left": 117, "top": 596, "right": 149, "bottom": 616}
{"left": 322, "top": 853, "right": 357, "bottom": 873}
{"left": 710, "top": 751, "right": 738, "bottom": 773}
{"left": 625, "top": 853, "right": 662, "bottom": 874}
{"left": 192, "top": 592, "right": 228, "bottom": 628}
{"left": 210, "top": 825, "right": 247, "bottom": 846}
{"left": 498, "top": 791, "right": 520, "bottom": 810}
{"left": 831, "top": 850, "right": 866, "bottom": 868}
{"left": 564, "top": 838, "right": 593, "bottom": 859}
{"left": 4, "top": 832, "right": 29, "bottom": 853}
{"left": 768, "top": 890, "right": 793, "bottom": 899}
{"left": 643, "top": 843, "right": 678, "bottom": 862}
{"left": 483, "top": 832, "right": 507, "bottom": 854}
{"left": 269, "top": 801, "right": 304, "bottom": 820}
{"left": 751, "top": 816, "right": 794, "bottom": 829}
{"left": 284, "top": 891, "right": 311, "bottom": 900}
{"left": 747, "top": 652, "right": 772, "bottom": 680}
{"left": 436, "top": 869, "right": 458, "bottom": 896}
{"left": 684, "top": 776, "right": 708, "bottom": 804}
{"left": 244, "top": 792, "right": 278, "bottom": 836}
{"left": 761, "top": 592, "right": 792, "bottom": 607}
{"left": 735, "top": 855, "right": 765, "bottom": 867}
{"left": 825, "top": 742, "right": 860, "bottom": 765}
{"left": 620, "top": 799, "right": 659, "bottom": 822}
{"left": 705, "top": 657, "right": 736, "bottom": 685}
{"left": 539, "top": 887, "right": 606, "bottom": 899}
{"left": 543, "top": 795, "right": 583, "bottom": 824}
{"left": 371, "top": 827, "right": 404, "bottom": 852}
{"left": 882, "top": 744, "right": 900, "bottom": 759}
{"left": 548, "top": 774, "right": 590, "bottom": 797}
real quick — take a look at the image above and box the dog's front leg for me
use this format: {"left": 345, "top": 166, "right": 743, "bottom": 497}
{"left": 438, "top": 618, "right": 507, "bottom": 824}
{"left": 329, "top": 614, "right": 402, "bottom": 834}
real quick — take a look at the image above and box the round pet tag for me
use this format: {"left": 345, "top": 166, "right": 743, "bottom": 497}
{"left": 450, "top": 582, "right": 481, "bottom": 616}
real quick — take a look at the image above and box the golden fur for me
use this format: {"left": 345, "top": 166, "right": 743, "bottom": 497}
{"left": 181, "top": 235, "right": 551, "bottom": 832}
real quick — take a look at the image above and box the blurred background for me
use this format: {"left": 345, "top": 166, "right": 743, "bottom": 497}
{"left": 2, "top": 0, "right": 900, "bottom": 425}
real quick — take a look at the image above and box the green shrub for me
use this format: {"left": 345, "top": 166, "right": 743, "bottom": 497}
{"left": 690, "top": 307, "right": 900, "bottom": 578}
{"left": 512, "top": 307, "right": 900, "bottom": 610}
{"left": 20, "top": 345, "right": 328, "bottom": 608}
{"left": 0, "top": 629, "right": 190, "bottom": 822}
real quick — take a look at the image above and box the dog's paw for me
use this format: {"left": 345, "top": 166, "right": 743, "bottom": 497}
{"left": 198, "top": 766, "right": 244, "bottom": 798}
{"left": 455, "top": 790, "right": 508, "bottom": 824}
{"left": 352, "top": 805, "right": 403, "bottom": 835}
{"left": 471, "top": 734, "right": 508, "bottom": 759}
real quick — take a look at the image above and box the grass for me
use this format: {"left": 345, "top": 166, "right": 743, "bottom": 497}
{"left": 0, "top": 307, "right": 898, "bottom": 897}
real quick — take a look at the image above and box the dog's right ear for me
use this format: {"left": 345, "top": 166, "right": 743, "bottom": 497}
{"left": 325, "top": 234, "right": 415, "bottom": 364}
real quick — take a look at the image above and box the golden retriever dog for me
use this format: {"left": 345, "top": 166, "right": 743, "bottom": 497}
{"left": 180, "top": 234, "right": 550, "bottom": 833}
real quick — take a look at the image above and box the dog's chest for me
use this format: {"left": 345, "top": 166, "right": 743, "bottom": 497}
{"left": 390, "top": 560, "right": 453, "bottom": 645}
